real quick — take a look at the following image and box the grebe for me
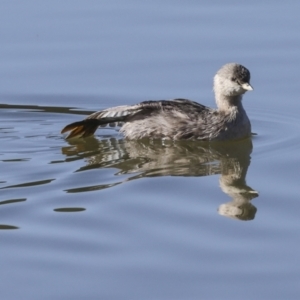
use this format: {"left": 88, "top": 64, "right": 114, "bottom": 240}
{"left": 61, "top": 63, "right": 253, "bottom": 141}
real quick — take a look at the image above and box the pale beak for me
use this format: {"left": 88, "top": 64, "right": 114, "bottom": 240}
{"left": 241, "top": 82, "right": 253, "bottom": 91}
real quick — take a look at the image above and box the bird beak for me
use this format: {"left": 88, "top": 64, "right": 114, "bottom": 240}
{"left": 241, "top": 82, "right": 253, "bottom": 91}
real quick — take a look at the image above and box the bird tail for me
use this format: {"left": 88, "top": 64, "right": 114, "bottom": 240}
{"left": 61, "top": 119, "right": 102, "bottom": 139}
{"left": 61, "top": 115, "right": 129, "bottom": 139}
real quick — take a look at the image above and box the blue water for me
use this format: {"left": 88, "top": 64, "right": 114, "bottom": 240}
{"left": 1, "top": 1, "right": 300, "bottom": 300}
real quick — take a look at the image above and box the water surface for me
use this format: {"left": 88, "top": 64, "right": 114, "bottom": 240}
{"left": 1, "top": 1, "right": 300, "bottom": 300}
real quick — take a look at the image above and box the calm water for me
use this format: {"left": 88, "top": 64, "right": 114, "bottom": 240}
{"left": 1, "top": 1, "right": 300, "bottom": 300}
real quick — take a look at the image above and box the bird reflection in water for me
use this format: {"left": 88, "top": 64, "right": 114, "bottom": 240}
{"left": 62, "top": 137, "right": 258, "bottom": 221}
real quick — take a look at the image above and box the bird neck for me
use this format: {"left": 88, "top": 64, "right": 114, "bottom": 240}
{"left": 215, "top": 94, "right": 244, "bottom": 112}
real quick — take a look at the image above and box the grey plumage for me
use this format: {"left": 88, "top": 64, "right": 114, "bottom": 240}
{"left": 61, "top": 63, "right": 253, "bottom": 141}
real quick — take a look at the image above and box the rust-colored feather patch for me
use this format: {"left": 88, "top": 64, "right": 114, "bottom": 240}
{"left": 61, "top": 120, "right": 100, "bottom": 139}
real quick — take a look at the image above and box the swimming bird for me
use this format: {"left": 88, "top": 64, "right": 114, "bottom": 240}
{"left": 61, "top": 63, "right": 253, "bottom": 141}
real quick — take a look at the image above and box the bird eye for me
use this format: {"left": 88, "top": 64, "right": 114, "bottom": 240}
{"left": 231, "top": 77, "right": 236, "bottom": 82}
